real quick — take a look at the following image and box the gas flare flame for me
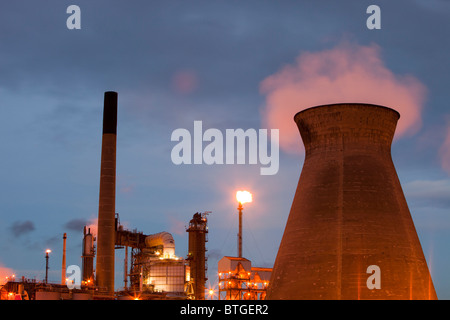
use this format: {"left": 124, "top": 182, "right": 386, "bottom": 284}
{"left": 236, "top": 191, "right": 252, "bottom": 204}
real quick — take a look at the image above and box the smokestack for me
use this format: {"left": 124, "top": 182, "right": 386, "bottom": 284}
{"left": 267, "top": 103, "right": 437, "bottom": 300}
{"left": 61, "top": 233, "right": 67, "bottom": 285}
{"left": 95, "top": 91, "right": 118, "bottom": 296}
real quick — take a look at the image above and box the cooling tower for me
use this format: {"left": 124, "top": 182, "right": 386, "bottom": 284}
{"left": 95, "top": 91, "right": 118, "bottom": 296}
{"left": 267, "top": 103, "right": 437, "bottom": 300}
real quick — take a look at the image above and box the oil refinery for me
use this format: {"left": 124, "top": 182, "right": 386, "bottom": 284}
{"left": 0, "top": 91, "right": 271, "bottom": 300}
{"left": 0, "top": 93, "right": 436, "bottom": 300}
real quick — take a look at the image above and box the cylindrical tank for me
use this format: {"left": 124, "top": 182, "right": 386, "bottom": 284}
{"left": 82, "top": 227, "right": 95, "bottom": 282}
{"left": 145, "top": 232, "right": 176, "bottom": 257}
{"left": 267, "top": 103, "right": 437, "bottom": 300}
{"left": 84, "top": 232, "right": 94, "bottom": 255}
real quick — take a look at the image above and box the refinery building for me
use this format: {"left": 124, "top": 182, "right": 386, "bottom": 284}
{"left": 0, "top": 92, "right": 271, "bottom": 300}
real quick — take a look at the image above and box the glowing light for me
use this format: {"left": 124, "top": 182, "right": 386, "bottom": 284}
{"left": 236, "top": 191, "right": 252, "bottom": 204}
{"left": 45, "top": 249, "right": 51, "bottom": 254}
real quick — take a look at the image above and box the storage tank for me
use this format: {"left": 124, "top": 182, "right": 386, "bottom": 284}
{"left": 145, "top": 232, "right": 176, "bottom": 258}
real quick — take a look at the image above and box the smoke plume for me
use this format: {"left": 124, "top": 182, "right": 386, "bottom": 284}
{"left": 10, "top": 220, "right": 35, "bottom": 237}
{"left": 260, "top": 42, "right": 427, "bottom": 154}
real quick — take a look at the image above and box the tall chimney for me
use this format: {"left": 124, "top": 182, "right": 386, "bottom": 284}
{"left": 61, "top": 233, "right": 67, "bottom": 285}
{"left": 95, "top": 91, "right": 118, "bottom": 296}
{"left": 267, "top": 103, "right": 437, "bottom": 300}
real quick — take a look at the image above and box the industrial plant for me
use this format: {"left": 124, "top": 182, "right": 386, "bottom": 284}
{"left": 0, "top": 94, "right": 436, "bottom": 300}
{"left": 0, "top": 91, "right": 271, "bottom": 300}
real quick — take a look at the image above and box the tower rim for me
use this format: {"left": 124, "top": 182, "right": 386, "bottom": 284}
{"left": 294, "top": 103, "right": 400, "bottom": 122}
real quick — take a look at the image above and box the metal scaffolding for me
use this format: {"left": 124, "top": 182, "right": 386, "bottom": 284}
{"left": 218, "top": 256, "right": 271, "bottom": 300}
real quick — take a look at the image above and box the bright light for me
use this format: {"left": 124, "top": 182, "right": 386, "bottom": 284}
{"left": 45, "top": 249, "right": 51, "bottom": 254}
{"left": 209, "top": 289, "right": 214, "bottom": 296}
{"left": 236, "top": 191, "right": 252, "bottom": 204}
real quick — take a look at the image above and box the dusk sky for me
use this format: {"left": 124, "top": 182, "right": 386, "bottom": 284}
{"left": 1, "top": 1, "right": 450, "bottom": 299}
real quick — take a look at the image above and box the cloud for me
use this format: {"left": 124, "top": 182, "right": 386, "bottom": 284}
{"left": 439, "top": 123, "right": 450, "bottom": 175}
{"left": 259, "top": 42, "right": 427, "bottom": 154}
{"left": 10, "top": 221, "right": 35, "bottom": 237}
{"left": 64, "top": 218, "right": 88, "bottom": 232}
{"left": 404, "top": 179, "right": 450, "bottom": 208}
{"left": 172, "top": 69, "right": 198, "bottom": 94}
{"left": 168, "top": 215, "right": 186, "bottom": 236}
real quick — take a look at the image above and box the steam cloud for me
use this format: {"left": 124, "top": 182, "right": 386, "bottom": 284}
{"left": 86, "top": 218, "right": 98, "bottom": 237}
{"left": 260, "top": 42, "right": 427, "bottom": 154}
{"left": 440, "top": 124, "right": 450, "bottom": 174}
{"left": 172, "top": 69, "right": 198, "bottom": 94}
{"left": 0, "top": 263, "right": 15, "bottom": 285}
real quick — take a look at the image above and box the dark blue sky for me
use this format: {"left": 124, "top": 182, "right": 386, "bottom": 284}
{"left": 0, "top": 1, "right": 449, "bottom": 298}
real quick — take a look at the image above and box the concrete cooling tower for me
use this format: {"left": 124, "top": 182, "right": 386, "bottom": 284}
{"left": 267, "top": 103, "right": 437, "bottom": 300}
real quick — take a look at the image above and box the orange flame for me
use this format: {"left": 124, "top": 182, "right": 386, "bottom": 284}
{"left": 236, "top": 191, "right": 252, "bottom": 204}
